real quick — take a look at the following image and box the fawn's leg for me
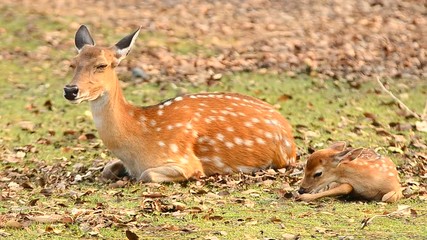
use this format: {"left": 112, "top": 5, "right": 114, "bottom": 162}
{"left": 102, "top": 159, "right": 129, "bottom": 180}
{"left": 299, "top": 183, "right": 353, "bottom": 202}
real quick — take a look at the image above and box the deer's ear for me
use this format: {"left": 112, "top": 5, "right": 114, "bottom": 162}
{"left": 113, "top": 27, "right": 141, "bottom": 65}
{"left": 328, "top": 141, "right": 347, "bottom": 152}
{"left": 75, "top": 25, "right": 95, "bottom": 52}
{"left": 333, "top": 147, "right": 364, "bottom": 165}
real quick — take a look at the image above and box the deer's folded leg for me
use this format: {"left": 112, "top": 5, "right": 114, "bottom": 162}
{"left": 299, "top": 183, "right": 353, "bottom": 202}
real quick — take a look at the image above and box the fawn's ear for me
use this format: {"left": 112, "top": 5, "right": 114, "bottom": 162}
{"left": 328, "top": 141, "right": 347, "bottom": 152}
{"left": 75, "top": 25, "right": 95, "bottom": 53}
{"left": 333, "top": 147, "right": 364, "bottom": 165}
{"left": 113, "top": 27, "right": 141, "bottom": 65}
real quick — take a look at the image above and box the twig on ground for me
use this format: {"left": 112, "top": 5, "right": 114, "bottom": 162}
{"left": 376, "top": 77, "right": 423, "bottom": 120}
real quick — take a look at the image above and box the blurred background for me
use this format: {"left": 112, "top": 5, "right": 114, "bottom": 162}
{"left": 1, "top": 0, "right": 425, "bottom": 85}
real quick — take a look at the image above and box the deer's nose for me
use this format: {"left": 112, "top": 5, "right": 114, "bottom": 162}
{"left": 298, "top": 187, "right": 307, "bottom": 194}
{"left": 64, "top": 85, "right": 79, "bottom": 100}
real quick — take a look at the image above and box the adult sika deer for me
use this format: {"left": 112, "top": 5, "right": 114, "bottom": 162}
{"left": 298, "top": 142, "right": 402, "bottom": 202}
{"left": 63, "top": 25, "right": 297, "bottom": 182}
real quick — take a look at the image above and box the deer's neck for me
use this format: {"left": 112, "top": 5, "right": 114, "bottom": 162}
{"left": 89, "top": 77, "right": 141, "bottom": 149}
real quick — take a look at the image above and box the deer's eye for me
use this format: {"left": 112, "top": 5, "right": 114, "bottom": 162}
{"left": 313, "top": 171, "right": 322, "bottom": 178}
{"left": 95, "top": 64, "right": 108, "bottom": 70}
{"left": 69, "top": 64, "right": 76, "bottom": 69}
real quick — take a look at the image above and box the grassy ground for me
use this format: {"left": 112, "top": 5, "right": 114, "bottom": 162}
{"left": 1, "top": 3, "right": 427, "bottom": 240}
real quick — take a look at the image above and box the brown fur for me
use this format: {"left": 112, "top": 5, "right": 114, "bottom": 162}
{"left": 298, "top": 142, "right": 403, "bottom": 202}
{"left": 65, "top": 26, "right": 297, "bottom": 182}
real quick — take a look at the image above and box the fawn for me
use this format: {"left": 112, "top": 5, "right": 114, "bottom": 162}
{"left": 298, "top": 142, "right": 402, "bottom": 202}
{"left": 63, "top": 25, "right": 297, "bottom": 182}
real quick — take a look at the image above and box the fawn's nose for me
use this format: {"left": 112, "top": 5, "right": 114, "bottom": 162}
{"left": 64, "top": 85, "right": 79, "bottom": 100}
{"left": 298, "top": 187, "right": 307, "bottom": 194}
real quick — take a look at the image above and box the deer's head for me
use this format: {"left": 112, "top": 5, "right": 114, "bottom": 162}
{"left": 64, "top": 25, "right": 140, "bottom": 103}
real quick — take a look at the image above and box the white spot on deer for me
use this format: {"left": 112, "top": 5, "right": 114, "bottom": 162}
{"left": 213, "top": 156, "right": 224, "bottom": 167}
{"left": 244, "top": 122, "right": 253, "bottom": 128}
{"left": 230, "top": 112, "right": 238, "bottom": 117}
{"left": 237, "top": 166, "right": 258, "bottom": 173}
{"left": 255, "top": 137, "right": 266, "bottom": 145}
{"left": 164, "top": 101, "right": 172, "bottom": 106}
{"left": 192, "top": 130, "right": 198, "bottom": 138}
{"left": 128, "top": 111, "right": 135, "bottom": 117}
{"left": 238, "top": 112, "right": 246, "bottom": 117}
{"left": 158, "top": 104, "right": 165, "bottom": 109}
{"left": 225, "top": 96, "right": 232, "bottom": 99}
{"left": 231, "top": 102, "right": 239, "bottom": 107}
{"left": 244, "top": 139, "right": 254, "bottom": 147}
{"left": 388, "top": 172, "right": 395, "bottom": 177}
{"left": 284, "top": 139, "right": 291, "bottom": 148}
{"left": 195, "top": 112, "right": 202, "bottom": 117}
{"left": 175, "top": 96, "right": 183, "bottom": 101}
{"left": 251, "top": 117, "right": 260, "bottom": 123}
{"left": 170, "top": 143, "right": 178, "bottom": 153}
{"left": 218, "top": 116, "right": 226, "bottom": 121}
{"left": 264, "top": 132, "right": 273, "bottom": 138}
{"left": 181, "top": 154, "right": 189, "bottom": 164}
{"left": 208, "top": 94, "right": 215, "bottom": 98}
{"left": 158, "top": 141, "right": 165, "bottom": 147}
{"left": 200, "top": 157, "right": 211, "bottom": 162}
{"left": 204, "top": 118, "right": 212, "bottom": 124}
{"left": 225, "top": 142, "right": 234, "bottom": 148}
{"left": 157, "top": 110, "right": 164, "bottom": 116}
{"left": 226, "top": 126, "right": 234, "bottom": 132}
{"left": 175, "top": 123, "right": 183, "bottom": 128}
{"left": 216, "top": 133, "right": 225, "bottom": 142}
{"left": 190, "top": 95, "right": 197, "bottom": 99}
{"left": 225, "top": 107, "right": 234, "bottom": 111}
{"left": 220, "top": 110, "right": 229, "bottom": 115}
{"left": 197, "top": 136, "right": 208, "bottom": 143}
{"left": 156, "top": 127, "right": 162, "bottom": 132}
{"left": 234, "top": 137, "right": 243, "bottom": 145}
{"left": 166, "top": 125, "right": 173, "bottom": 130}
{"left": 149, "top": 119, "right": 156, "bottom": 126}
{"left": 211, "top": 109, "right": 218, "bottom": 114}
{"left": 199, "top": 103, "right": 207, "bottom": 107}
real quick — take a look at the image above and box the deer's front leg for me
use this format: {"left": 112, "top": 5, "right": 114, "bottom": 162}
{"left": 139, "top": 164, "right": 195, "bottom": 183}
{"left": 102, "top": 159, "right": 129, "bottom": 180}
{"left": 299, "top": 183, "right": 353, "bottom": 202}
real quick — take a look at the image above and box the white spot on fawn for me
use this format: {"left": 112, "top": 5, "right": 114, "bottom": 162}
{"left": 163, "top": 101, "right": 172, "bottom": 106}
{"left": 265, "top": 132, "right": 273, "bottom": 138}
{"left": 149, "top": 119, "right": 156, "bottom": 126}
{"left": 175, "top": 96, "right": 183, "bottom": 101}
{"left": 157, "top": 110, "right": 164, "bottom": 116}
{"left": 226, "top": 126, "right": 234, "bottom": 132}
{"left": 167, "top": 125, "right": 173, "bottom": 130}
{"left": 158, "top": 141, "right": 165, "bottom": 147}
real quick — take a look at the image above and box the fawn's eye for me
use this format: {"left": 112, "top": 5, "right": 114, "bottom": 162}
{"left": 69, "top": 64, "right": 76, "bottom": 69}
{"left": 313, "top": 171, "right": 322, "bottom": 178}
{"left": 95, "top": 64, "right": 108, "bottom": 70}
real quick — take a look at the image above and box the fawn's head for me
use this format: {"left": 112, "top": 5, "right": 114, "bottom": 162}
{"left": 299, "top": 142, "right": 364, "bottom": 194}
{"left": 64, "top": 25, "right": 140, "bottom": 103}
